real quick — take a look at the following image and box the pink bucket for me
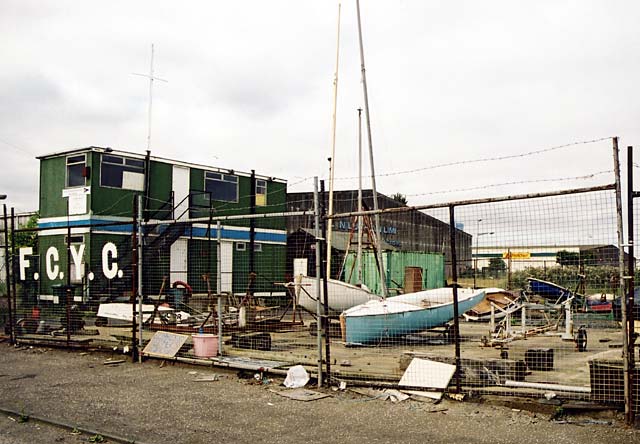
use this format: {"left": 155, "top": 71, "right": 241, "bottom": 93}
{"left": 192, "top": 334, "right": 218, "bottom": 358}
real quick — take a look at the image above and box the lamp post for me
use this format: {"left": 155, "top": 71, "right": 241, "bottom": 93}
{"left": 474, "top": 218, "right": 494, "bottom": 289}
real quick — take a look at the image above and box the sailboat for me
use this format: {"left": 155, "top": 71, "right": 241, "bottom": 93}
{"left": 293, "top": 2, "right": 382, "bottom": 316}
{"left": 295, "top": 1, "right": 486, "bottom": 332}
{"left": 341, "top": 287, "right": 486, "bottom": 344}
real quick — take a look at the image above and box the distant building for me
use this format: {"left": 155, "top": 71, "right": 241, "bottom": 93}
{"left": 286, "top": 190, "right": 471, "bottom": 282}
{"left": 474, "top": 244, "right": 633, "bottom": 272}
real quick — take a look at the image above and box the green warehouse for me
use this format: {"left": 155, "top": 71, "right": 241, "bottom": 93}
{"left": 31, "top": 146, "right": 287, "bottom": 305}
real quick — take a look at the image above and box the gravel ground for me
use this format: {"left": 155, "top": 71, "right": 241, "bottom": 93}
{"left": 0, "top": 343, "right": 639, "bottom": 444}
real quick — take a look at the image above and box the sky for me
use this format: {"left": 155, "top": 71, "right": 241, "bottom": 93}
{"left": 1, "top": 0, "right": 639, "bottom": 231}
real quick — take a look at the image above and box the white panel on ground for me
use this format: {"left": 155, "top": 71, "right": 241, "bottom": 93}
{"left": 293, "top": 258, "right": 308, "bottom": 277}
{"left": 221, "top": 241, "right": 233, "bottom": 293}
{"left": 398, "top": 358, "right": 456, "bottom": 390}
{"left": 172, "top": 165, "right": 190, "bottom": 220}
{"left": 170, "top": 238, "right": 188, "bottom": 283}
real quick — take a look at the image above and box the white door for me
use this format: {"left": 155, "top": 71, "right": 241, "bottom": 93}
{"left": 293, "top": 258, "right": 308, "bottom": 277}
{"left": 220, "top": 241, "right": 233, "bottom": 293}
{"left": 170, "top": 238, "right": 188, "bottom": 283}
{"left": 172, "top": 165, "right": 190, "bottom": 220}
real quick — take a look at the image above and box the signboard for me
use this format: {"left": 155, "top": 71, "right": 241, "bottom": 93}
{"left": 62, "top": 186, "right": 91, "bottom": 215}
{"left": 142, "top": 331, "right": 189, "bottom": 358}
{"left": 502, "top": 251, "right": 531, "bottom": 260}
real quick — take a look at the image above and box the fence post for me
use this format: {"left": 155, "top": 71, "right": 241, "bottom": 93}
{"left": 448, "top": 205, "right": 461, "bottom": 393}
{"left": 320, "top": 180, "right": 331, "bottom": 386}
{"left": 313, "top": 177, "right": 323, "bottom": 387}
{"left": 249, "top": 170, "right": 256, "bottom": 296}
{"left": 627, "top": 145, "right": 636, "bottom": 421}
{"left": 137, "top": 195, "right": 143, "bottom": 362}
{"left": 612, "top": 136, "right": 631, "bottom": 424}
{"left": 10, "top": 209, "right": 19, "bottom": 345}
{"left": 132, "top": 196, "right": 138, "bottom": 362}
{"left": 3, "top": 204, "right": 14, "bottom": 344}
{"left": 216, "top": 221, "right": 223, "bottom": 356}
{"left": 65, "top": 204, "right": 71, "bottom": 348}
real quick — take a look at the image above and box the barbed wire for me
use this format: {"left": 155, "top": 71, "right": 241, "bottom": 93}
{"left": 332, "top": 136, "right": 613, "bottom": 181}
{"left": 405, "top": 170, "right": 613, "bottom": 198}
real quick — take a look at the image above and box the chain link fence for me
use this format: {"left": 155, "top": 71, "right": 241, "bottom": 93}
{"left": 2, "top": 149, "right": 638, "bottom": 421}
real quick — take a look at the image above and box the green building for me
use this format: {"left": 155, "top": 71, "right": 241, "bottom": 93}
{"left": 32, "top": 146, "right": 287, "bottom": 305}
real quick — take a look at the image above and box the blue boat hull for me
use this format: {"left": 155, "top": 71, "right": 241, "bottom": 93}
{"left": 527, "top": 278, "right": 574, "bottom": 302}
{"left": 343, "top": 289, "right": 485, "bottom": 345}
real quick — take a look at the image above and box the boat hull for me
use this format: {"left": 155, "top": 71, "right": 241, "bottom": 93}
{"left": 342, "top": 288, "right": 486, "bottom": 344}
{"left": 463, "top": 288, "right": 520, "bottom": 322}
{"left": 294, "top": 275, "right": 380, "bottom": 315}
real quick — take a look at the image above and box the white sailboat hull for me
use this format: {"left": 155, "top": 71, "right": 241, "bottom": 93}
{"left": 294, "top": 275, "right": 380, "bottom": 315}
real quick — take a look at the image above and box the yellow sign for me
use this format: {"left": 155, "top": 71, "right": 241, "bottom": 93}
{"left": 502, "top": 251, "right": 531, "bottom": 260}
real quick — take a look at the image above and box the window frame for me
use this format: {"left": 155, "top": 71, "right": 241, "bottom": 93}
{"left": 66, "top": 154, "right": 87, "bottom": 188}
{"left": 99, "top": 154, "right": 145, "bottom": 190}
{"left": 235, "top": 242, "right": 262, "bottom": 252}
{"left": 204, "top": 171, "right": 239, "bottom": 203}
{"left": 256, "top": 179, "right": 267, "bottom": 206}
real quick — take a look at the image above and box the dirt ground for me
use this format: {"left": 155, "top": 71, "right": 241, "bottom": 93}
{"left": 1, "top": 342, "right": 639, "bottom": 444}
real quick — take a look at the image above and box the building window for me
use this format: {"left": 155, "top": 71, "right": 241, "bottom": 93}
{"left": 64, "top": 235, "right": 85, "bottom": 244}
{"left": 256, "top": 179, "right": 267, "bottom": 206}
{"left": 235, "top": 242, "right": 262, "bottom": 252}
{"left": 205, "top": 172, "right": 238, "bottom": 202}
{"left": 66, "top": 155, "right": 86, "bottom": 188}
{"left": 100, "top": 154, "right": 145, "bottom": 190}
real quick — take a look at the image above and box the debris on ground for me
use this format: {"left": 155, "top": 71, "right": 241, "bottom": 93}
{"left": 283, "top": 365, "right": 309, "bottom": 388}
{"left": 194, "top": 374, "right": 220, "bottom": 382}
{"left": 349, "top": 388, "right": 410, "bottom": 402}
{"left": 270, "top": 388, "right": 330, "bottom": 401}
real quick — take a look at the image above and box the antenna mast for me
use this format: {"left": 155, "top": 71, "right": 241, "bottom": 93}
{"left": 133, "top": 43, "right": 168, "bottom": 150}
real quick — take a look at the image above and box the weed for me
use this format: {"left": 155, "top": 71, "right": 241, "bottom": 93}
{"left": 89, "top": 434, "right": 105, "bottom": 443}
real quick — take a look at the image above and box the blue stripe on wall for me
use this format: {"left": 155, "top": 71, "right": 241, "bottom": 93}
{"left": 38, "top": 219, "right": 287, "bottom": 243}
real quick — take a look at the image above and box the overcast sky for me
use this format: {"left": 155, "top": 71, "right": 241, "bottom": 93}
{"left": 1, "top": 1, "right": 639, "bottom": 218}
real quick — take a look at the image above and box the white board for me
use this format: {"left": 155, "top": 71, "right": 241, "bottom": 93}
{"left": 172, "top": 165, "right": 190, "bottom": 220}
{"left": 293, "top": 258, "right": 308, "bottom": 277}
{"left": 122, "top": 171, "right": 145, "bottom": 191}
{"left": 170, "top": 238, "right": 188, "bottom": 284}
{"left": 142, "top": 331, "right": 189, "bottom": 358}
{"left": 220, "top": 241, "right": 233, "bottom": 293}
{"left": 398, "top": 358, "right": 456, "bottom": 390}
{"left": 62, "top": 187, "right": 90, "bottom": 215}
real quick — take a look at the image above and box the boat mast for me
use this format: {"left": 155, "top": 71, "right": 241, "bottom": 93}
{"left": 326, "top": 3, "right": 341, "bottom": 279}
{"left": 356, "top": 0, "right": 388, "bottom": 297}
{"left": 356, "top": 108, "right": 363, "bottom": 286}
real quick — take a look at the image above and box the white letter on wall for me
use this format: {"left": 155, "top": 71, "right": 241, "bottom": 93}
{"left": 102, "top": 242, "right": 118, "bottom": 280}
{"left": 46, "top": 246, "right": 60, "bottom": 281}
{"left": 19, "top": 247, "right": 33, "bottom": 280}
{"left": 70, "top": 244, "right": 85, "bottom": 281}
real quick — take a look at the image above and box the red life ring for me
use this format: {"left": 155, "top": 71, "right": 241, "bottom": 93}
{"left": 172, "top": 280, "right": 192, "bottom": 295}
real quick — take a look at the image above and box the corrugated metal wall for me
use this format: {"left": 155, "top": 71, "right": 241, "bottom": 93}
{"left": 342, "top": 251, "right": 445, "bottom": 295}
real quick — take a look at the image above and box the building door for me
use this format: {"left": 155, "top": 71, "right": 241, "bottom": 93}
{"left": 170, "top": 238, "right": 188, "bottom": 284}
{"left": 172, "top": 165, "right": 190, "bottom": 220}
{"left": 220, "top": 241, "right": 233, "bottom": 293}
